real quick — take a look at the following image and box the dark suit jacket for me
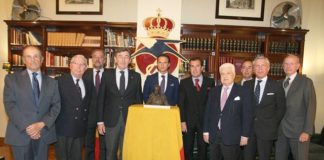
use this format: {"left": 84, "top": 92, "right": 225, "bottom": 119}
{"left": 83, "top": 68, "right": 107, "bottom": 127}
{"left": 98, "top": 69, "right": 143, "bottom": 128}
{"left": 56, "top": 73, "right": 92, "bottom": 137}
{"left": 203, "top": 83, "right": 253, "bottom": 145}
{"left": 280, "top": 74, "right": 316, "bottom": 138}
{"left": 143, "top": 72, "right": 179, "bottom": 106}
{"left": 244, "top": 78, "right": 286, "bottom": 140}
{"left": 178, "top": 76, "right": 214, "bottom": 127}
{"left": 4, "top": 70, "right": 61, "bottom": 146}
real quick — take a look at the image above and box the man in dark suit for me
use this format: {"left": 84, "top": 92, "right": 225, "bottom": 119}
{"left": 179, "top": 57, "right": 215, "bottom": 160}
{"left": 203, "top": 63, "right": 253, "bottom": 160}
{"left": 143, "top": 54, "right": 179, "bottom": 106}
{"left": 97, "top": 48, "right": 143, "bottom": 160}
{"left": 3, "top": 46, "right": 61, "bottom": 160}
{"left": 83, "top": 49, "right": 107, "bottom": 160}
{"left": 275, "top": 54, "right": 316, "bottom": 160}
{"left": 243, "top": 55, "right": 286, "bottom": 160}
{"left": 55, "top": 54, "right": 92, "bottom": 160}
{"left": 240, "top": 60, "right": 253, "bottom": 85}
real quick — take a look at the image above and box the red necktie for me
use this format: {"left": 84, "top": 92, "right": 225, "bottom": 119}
{"left": 195, "top": 79, "right": 200, "bottom": 92}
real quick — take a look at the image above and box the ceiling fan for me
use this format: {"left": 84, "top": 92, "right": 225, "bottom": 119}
{"left": 270, "top": 1, "right": 302, "bottom": 29}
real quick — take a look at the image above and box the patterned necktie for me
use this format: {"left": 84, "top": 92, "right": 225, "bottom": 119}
{"left": 218, "top": 86, "right": 229, "bottom": 129}
{"left": 32, "top": 72, "right": 40, "bottom": 103}
{"left": 220, "top": 87, "right": 229, "bottom": 111}
{"left": 95, "top": 70, "right": 100, "bottom": 93}
{"left": 195, "top": 78, "right": 201, "bottom": 92}
{"left": 76, "top": 79, "right": 82, "bottom": 98}
{"left": 283, "top": 77, "right": 290, "bottom": 88}
{"left": 160, "top": 75, "right": 166, "bottom": 94}
{"left": 255, "top": 80, "right": 262, "bottom": 104}
{"left": 119, "top": 71, "right": 125, "bottom": 94}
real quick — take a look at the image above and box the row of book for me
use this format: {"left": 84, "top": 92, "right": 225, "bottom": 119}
{"left": 269, "top": 41, "right": 300, "bottom": 54}
{"left": 219, "top": 39, "right": 262, "bottom": 53}
{"left": 105, "top": 29, "right": 135, "bottom": 48}
{"left": 45, "top": 51, "right": 112, "bottom": 68}
{"left": 10, "top": 29, "right": 42, "bottom": 45}
{"left": 47, "top": 32, "right": 101, "bottom": 47}
{"left": 181, "top": 37, "right": 215, "bottom": 51}
{"left": 269, "top": 63, "right": 285, "bottom": 76}
{"left": 12, "top": 54, "right": 24, "bottom": 66}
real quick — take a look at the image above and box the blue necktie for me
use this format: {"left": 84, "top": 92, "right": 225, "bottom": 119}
{"left": 254, "top": 80, "right": 262, "bottom": 104}
{"left": 32, "top": 72, "right": 40, "bottom": 104}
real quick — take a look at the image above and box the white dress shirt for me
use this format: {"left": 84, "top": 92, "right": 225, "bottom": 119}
{"left": 158, "top": 72, "right": 168, "bottom": 92}
{"left": 93, "top": 68, "right": 104, "bottom": 85}
{"left": 254, "top": 76, "right": 268, "bottom": 103}
{"left": 116, "top": 68, "right": 128, "bottom": 89}
{"left": 27, "top": 69, "right": 42, "bottom": 89}
{"left": 72, "top": 75, "right": 86, "bottom": 98}
{"left": 192, "top": 75, "right": 203, "bottom": 86}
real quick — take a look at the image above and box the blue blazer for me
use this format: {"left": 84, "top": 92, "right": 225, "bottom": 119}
{"left": 203, "top": 83, "right": 253, "bottom": 145}
{"left": 143, "top": 72, "right": 179, "bottom": 106}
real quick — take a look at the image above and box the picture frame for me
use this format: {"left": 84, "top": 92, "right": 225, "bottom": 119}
{"left": 56, "top": 0, "right": 103, "bottom": 15}
{"left": 216, "top": 0, "right": 265, "bottom": 21}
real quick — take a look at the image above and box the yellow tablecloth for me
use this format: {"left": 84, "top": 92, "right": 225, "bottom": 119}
{"left": 123, "top": 105, "right": 184, "bottom": 160}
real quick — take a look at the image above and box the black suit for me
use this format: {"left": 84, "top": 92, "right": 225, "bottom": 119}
{"left": 83, "top": 68, "right": 107, "bottom": 160}
{"left": 243, "top": 78, "right": 286, "bottom": 160}
{"left": 178, "top": 76, "right": 214, "bottom": 160}
{"left": 55, "top": 73, "right": 92, "bottom": 160}
{"left": 204, "top": 83, "right": 253, "bottom": 160}
{"left": 98, "top": 68, "right": 143, "bottom": 160}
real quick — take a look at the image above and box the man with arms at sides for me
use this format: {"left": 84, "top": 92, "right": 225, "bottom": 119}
{"left": 143, "top": 54, "right": 179, "bottom": 106}
{"left": 243, "top": 55, "right": 286, "bottom": 160}
{"left": 276, "top": 54, "right": 316, "bottom": 160}
{"left": 203, "top": 63, "right": 253, "bottom": 160}
{"left": 55, "top": 55, "right": 92, "bottom": 160}
{"left": 97, "top": 48, "right": 143, "bottom": 160}
{"left": 179, "top": 57, "right": 215, "bottom": 160}
{"left": 240, "top": 60, "right": 253, "bottom": 86}
{"left": 83, "top": 49, "right": 107, "bottom": 160}
{"left": 3, "top": 46, "right": 61, "bottom": 159}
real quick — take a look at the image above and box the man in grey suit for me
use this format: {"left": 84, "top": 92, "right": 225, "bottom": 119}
{"left": 3, "top": 46, "right": 61, "bottom": 159}
{"left": 276, "top": 54, "right": 317, "bottom": 160}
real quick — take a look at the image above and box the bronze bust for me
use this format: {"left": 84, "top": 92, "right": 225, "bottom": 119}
{"left": 146, "top": 85, "right": 169, "bottom": 106}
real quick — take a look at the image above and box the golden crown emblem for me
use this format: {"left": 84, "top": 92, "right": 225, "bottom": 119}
{"left": 143, "top": 9, "right": 175, "bottom": 38}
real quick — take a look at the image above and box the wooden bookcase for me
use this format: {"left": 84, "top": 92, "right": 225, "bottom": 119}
{"left": 181, "top": 24, "right": 308, "bottom": 80}
{"left": 5, "top": 20, "right": 308, "bottom": 80}
{"left": 4, "top": 20, "right": 136, "bottom": 76}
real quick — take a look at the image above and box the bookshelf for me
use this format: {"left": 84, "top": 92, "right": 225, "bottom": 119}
{"left": 5, "top": 20, "right": 136, "bottom": 76}
{"left": 5, "top": 20, "right": 308, "bottom": 80}
{"left": 181, "top": 24, "right": 308, "bottom": 80}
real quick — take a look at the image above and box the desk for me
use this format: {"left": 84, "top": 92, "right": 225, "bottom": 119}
{"left": 123, "top": 105, "right": 184, "bottom": 160}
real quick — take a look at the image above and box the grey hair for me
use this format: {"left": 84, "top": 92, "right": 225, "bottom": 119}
{"left": 219, "top": 63, "right": 235, "bottom": 76}
{"left": 71, "top": 54, "right": 88, "bottom": 66}
{"left": 253, "top": 55, "right": 270, "bottom": 67}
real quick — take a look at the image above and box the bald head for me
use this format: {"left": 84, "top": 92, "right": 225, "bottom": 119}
{"left": 283, "top": 54, "right": 300, "bottom": 76}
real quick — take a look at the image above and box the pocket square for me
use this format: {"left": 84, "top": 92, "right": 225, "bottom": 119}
{"left": 170, "top": 83, "right": 174, "bottom": 87}
{"left": 234, "top": 96, "right": 240, "bottom": 101}
{"left": 267, "top": 93, "right": 275, "bottom": 95}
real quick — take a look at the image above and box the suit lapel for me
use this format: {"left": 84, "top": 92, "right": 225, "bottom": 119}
{"left": 38, "top": 73, "right": 47, "bottom": 106}
{"left": 223, "top": 84, "right": 237, "bottom": 111}
{"left": 216, "top": 86, "right": 222, "bottom": 112}
{"left": 112, "top": 69, "right": 121, "bottom": 95}
{"left": 21, "top": 70, "right": 35, "bottom": 105}
{"left": 259, "top": 79, "right": 270, "bottom": 105}
{"left": 287, "top": 74, "right": 300, "bottom": 97}
{"left": 124, "top": 70, "right": 134, "bottom": 95}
